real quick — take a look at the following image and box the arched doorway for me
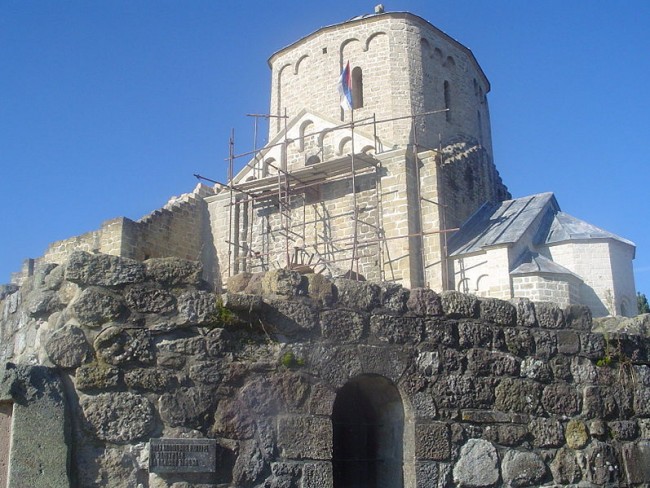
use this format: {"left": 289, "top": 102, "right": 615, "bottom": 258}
{"left": 332, "top": 374, "right": 404, "bottom": 488}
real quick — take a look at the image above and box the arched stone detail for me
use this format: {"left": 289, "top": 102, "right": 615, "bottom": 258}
{"left": 276, "top": 63, "right": 292, "bottom": 131}
{"left": 364, "top": 31, "right": 387, "bottom": 52}
{"left": 457, "top": 277, "right": 470, "bottom": 293}
{"left": 338, "top": 136, "right": 352, "bottom": 156}
{"left": 299, "top": 119, "right": 315, "bottom": 152}
{"left": 318, "top": 129, "right": 336, "bottom": 160}
{"left": 294, "top": 54, "right": 309, "bottom": 75}
{"left": 476, "top": 274, "right": 489, "bottom": 293}
{"left": 420, "top": 37, "right": 433, "bottom": 59}
{"left": 263, "top": 157, "right": 276, "bottom": 177}
{"left": 339, "top": 37, "right": 361, "bottom": 62}
{"left": 332, "top": 374, "right": 407, "bottom": 488}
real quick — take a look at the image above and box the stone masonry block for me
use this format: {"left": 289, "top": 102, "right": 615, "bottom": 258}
{"left": 479, "top": 298, "right": 516, "bottom": 326}
{"left": 277, "top": 416, "right": 332, "bottom": 460}
{"left": 622, "top": 441, "right": 650, "bottom": 484}
{"left": 415, "top": 422, "right": 450, "bottom": 461}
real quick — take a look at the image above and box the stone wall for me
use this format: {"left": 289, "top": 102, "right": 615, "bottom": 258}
{"left": 1, "top": 251, "right": 649, "bottom": 487}
{"left": 10, "top": 184, "right": 219, "bottom": 288}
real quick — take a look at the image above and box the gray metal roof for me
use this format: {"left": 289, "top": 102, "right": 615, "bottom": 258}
{"left": 448, "top": 192, "right": 635, "bottom": 257}
{"left": 510, "top": 250, "right": 581, "bottom": 279}
{"left": 448, "top": 192, "right": 558, "bottom": 256}
{"left": 546, "top": 212, "right": 635, "bottom": 247}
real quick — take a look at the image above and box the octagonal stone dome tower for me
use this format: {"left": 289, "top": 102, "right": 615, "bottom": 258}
{"left": 268, "top": 10, "right": 493, "bottom": 160}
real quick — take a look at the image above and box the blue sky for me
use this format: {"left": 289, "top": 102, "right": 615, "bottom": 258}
{"left": 1, "top": 1, "right": 649, "bottom": 299}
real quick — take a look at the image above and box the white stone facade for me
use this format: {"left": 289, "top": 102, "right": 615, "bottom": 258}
{"left": 447, "top": 193, "right": 637, "bottom": 317}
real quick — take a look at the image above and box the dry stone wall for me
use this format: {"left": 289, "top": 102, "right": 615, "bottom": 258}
{"left": 0, "top": 251, "right": 649, "bottom": 487}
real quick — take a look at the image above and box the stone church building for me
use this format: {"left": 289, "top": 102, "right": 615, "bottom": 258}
{"left": 1, "top": 7, "right": 649, "bottom": 488}
{"left": 10, "top": 9, "right": 637, "bottom": 318}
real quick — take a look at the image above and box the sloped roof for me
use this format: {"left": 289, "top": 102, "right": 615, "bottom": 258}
{"left": 546, "top": 212, "right": 635, "bottom": 247}
{"left": 448, "top": 193, "right": 558, "bottom": 256}
{"left": 510, "top": 250, "right": 581, "bottom": 279}
{"left": 448, "top": 192, "right": 636, "bottom": 258}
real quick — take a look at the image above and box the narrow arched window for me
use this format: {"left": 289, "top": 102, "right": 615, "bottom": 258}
{"left": 352, "top": 66, "right": 364, "bottom": 109}
{"left": 444, "top": 80, "right": 451, "bottom": 122}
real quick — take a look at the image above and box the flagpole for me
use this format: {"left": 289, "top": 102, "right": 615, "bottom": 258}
{"left": 350, "top": 106, "right": 358, "bottom": 279}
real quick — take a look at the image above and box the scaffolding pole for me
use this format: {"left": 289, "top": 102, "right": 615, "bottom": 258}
{"left": 214, "top": 108, "right": 452, "bottom": 281}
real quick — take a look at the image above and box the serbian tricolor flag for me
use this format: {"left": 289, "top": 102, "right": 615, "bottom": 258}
{"left": 338, "top": 61, "right": 353, "bottom": 111}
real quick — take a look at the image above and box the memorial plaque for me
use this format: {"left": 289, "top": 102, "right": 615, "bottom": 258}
{"left": 149, "top": 438, "right": 217, "bottom": 473}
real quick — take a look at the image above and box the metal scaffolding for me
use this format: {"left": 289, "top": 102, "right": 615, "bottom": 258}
{"left": 195, "top": 109, "right": 457, "bottom": 285}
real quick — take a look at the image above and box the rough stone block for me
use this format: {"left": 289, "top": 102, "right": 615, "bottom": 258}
{"left": 144, "top": 257, "right": 203, "bottom": 287}
{"left": 262, "top": 269, "right": 304, "bottom": 297}
{"left": 519, "top": 357, "right": 552, "bottom": 382}
{"left": 333, "top": 278, "right": 381, "bottom": 312}
{"left": 358, "top": 345, "right": 409, "bottom": 383}
{"left": 510, "top": 297, "right": 536, "bottom": 327}
{"left": 550, "top": 447, "right": 581, "bottom": 484}
{"left": 532, "top": 330, "right": 557, "bottom": 360}
{"left": 415, "top": 461, "right": 451, "bottom": 488}
{"left": 81, "top": 392, "right": 154, "bottom": 443}
{"left": 415, "top": 422, "right": 450, "bottom": 460}
{"left": 221, "top": 292, "right": 264, "bottom": 313}
{"left": 305, "top": 273, "right": 335, "bottom": 307}
{"left": 311, "top": 345, "right": 362, "bottom": 389}
{"left": 608, "top": 420, "right": 638, "bottom": 441}
{"left": 75, "top": 361, "right": 120, "bottom": 390}
{"left": 440, "top": 291, "right": 479, "bottom": 319}
{"left": 534, "top": 302, "right": 565, "bottom": 328}
{"left": 501, "top": 450, "right": 546, "bottom": 488}
{"left": 557, "top": 330, "right": 580, "bottom": 354}
{"left": 407, "top": 288, "right": 442, "bottom": 316}
{"left": 423, "top": 319, "right": 458, "bottom": 347}
{"left": 542, "top": 383, "right": 579, "bottom": 416}
{"left": 564, "top": 304, "right": 592, "bottom": 331}
{"left": 479, "top": 298, "right": 516, "bottom": 326}
{"left": 565, "top": 419, "right": 589, "bottom": 449}
{"left": 369, "top": 313, "right": 423, "bottom": 343}
{"left": 622, "top": 441, "right": 650, "bottom": 484}
{"left": 262, "top": 298, "right": 319, "bottom": 339}
{"left": 579, "top": 440, "right": 620, "bottom": 485}
{"left": 125, "top": 284, "right": 176, "bottom": 314}
{"left": 504, "top": 328, "right": 534, "bottom": 357}
{"left": 432, "top": 375, "right": 495, "bottom": 410}
{"left": 466, "top": 348, "right": 520, "bottom": 377}
{"left": 578, "top": 333, "right": 606, "bottom": 359}
{"left": 65, "top": 251, "right": 145, "bottom": 287}
{"left": 495, "top": 378, "right": 542, "bottom": 415}
{"left": 529, "top": 417, "right": 564, "bottom": 448}
{"left": 320, "top": 309, "right": 367, "bottom": 343}
{"left": 549, "top": 355, "right": 572, "bottom": 381}
{"left": 159, "top": 387, "right": 214, "bottom": 429}
{"left": 302, "top": 462, "right": 333, "bottom": 488}
{"left": 94, "top": 326, "right": 154, "bottom": 366}
{"left": 452, "top": 439, "right": 499, "bottom": 487}
{"left": 72, "top": 286, "right": 128, "bottom": 327}
{"left": 44, "top": 323, "right": 91, "bottom": 369}
{"left": 175, "top": 290, "right": 218, "bottom": 327}
{"left": 458, "top": 321, "right": 494, "bottom": 349}
{"left": 277, "top": 416, "right": 332, "bottom": 460}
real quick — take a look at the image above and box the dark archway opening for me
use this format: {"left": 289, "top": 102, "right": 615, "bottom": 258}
{"left": 332, "top": 375, "right": 404, "bottom": 488}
